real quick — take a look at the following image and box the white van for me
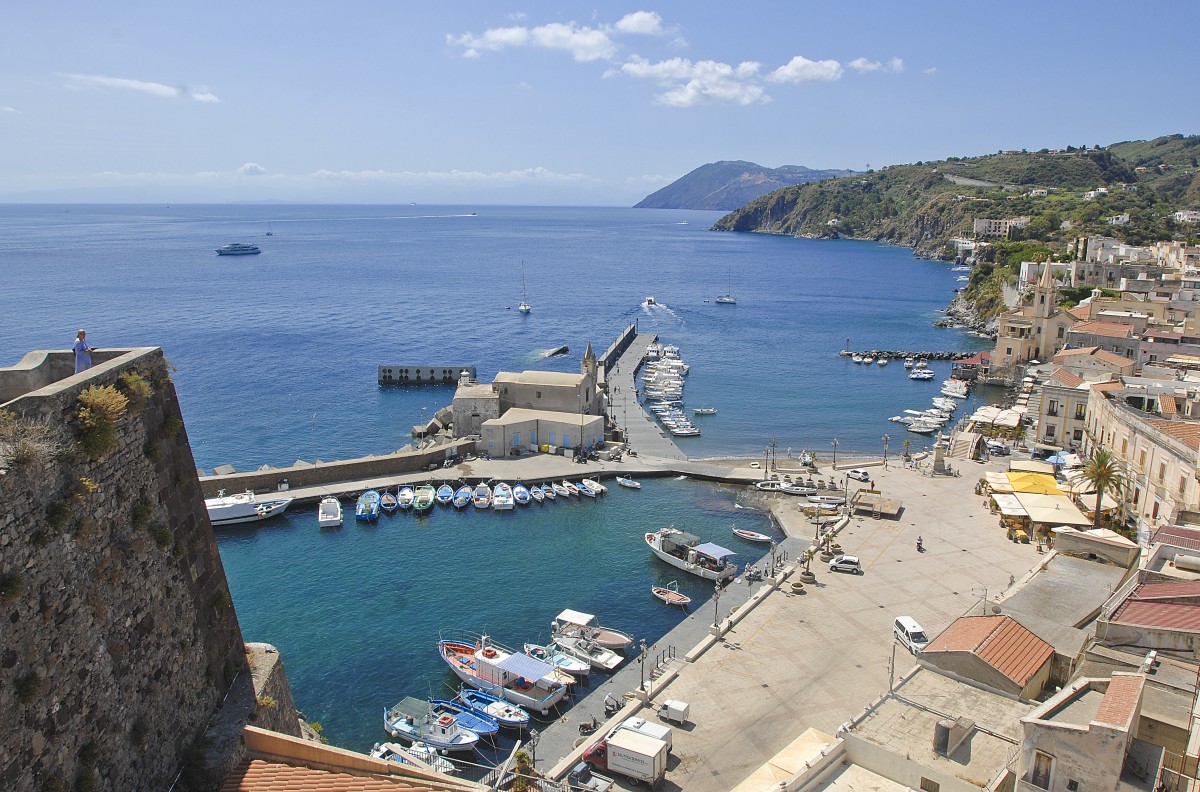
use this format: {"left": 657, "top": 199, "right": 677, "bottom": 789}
{"left": 894, "top": 616, "right": 930, "bottom": 654}
{"left": 614, "top": 716, "right": 673, "bottom": 750}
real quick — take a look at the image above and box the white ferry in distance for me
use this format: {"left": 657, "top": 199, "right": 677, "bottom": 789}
{"left": 215, "top": 243, "right": 261, "bottom": 256}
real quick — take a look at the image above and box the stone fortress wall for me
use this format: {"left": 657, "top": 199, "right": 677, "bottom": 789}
{"left": 0, "top": 348, "right": 285, "bottom": 792}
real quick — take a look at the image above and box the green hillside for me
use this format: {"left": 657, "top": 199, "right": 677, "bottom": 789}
{"left": 634, "top": 160, "right": 855, "bottom": 210}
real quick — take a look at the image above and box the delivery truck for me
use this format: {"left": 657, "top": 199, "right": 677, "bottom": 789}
{"left": 582, "top": 729, "right": 669, "bottom": 786}
{"left": 614, "top": 716, "right": 673, "bottom": 750}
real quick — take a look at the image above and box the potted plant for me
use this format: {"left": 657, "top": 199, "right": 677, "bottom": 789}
{"left": 799, "top": 547, "right": 817, "bottom": 583}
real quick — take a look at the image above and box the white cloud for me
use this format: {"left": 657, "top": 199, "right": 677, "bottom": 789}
{"left": 848, "top": 57, "right": 882, "bottom": 73}
{"left": 237, "top": 163, "right": 268, "bottom": 176}
{"left": 60, "top": 72, "right": 220, "bottom": 102}
{"left": 887, "top": 57, "right": 904, "bottom": 73}
{"left": 923, "top": 66, "right": 938, "bottom": 75}
{"left": 450, "top": 21, "right": 614, "bottom": 62}
{"left": 615, "top": 56, "right": 766, "bottom": 107}
{"left": 0, "top": 105, "right": 17, "bottom": 113}
{"left": 615, "top": 11, "right": 663, "bottom": 35}
{"left": 767, "top": 55, "right": 843, "bottom": 84}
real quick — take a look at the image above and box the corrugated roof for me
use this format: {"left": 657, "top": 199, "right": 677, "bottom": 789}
{"left": 1153, "top": 525, "right": 1200, "bottom": 552}
{"left": 1110, "top": 601, "right": 1200, "bottom": 632}
{"left": 1148, "top": 419, "right": 1200, "bottom": 451}
{"left": 1070, "top": 321, "right": 1135, "bottom": 338}
{"left": 923, "top": 615, "right": 1053, "bottom": 687}
{"left": 220, "top": 759, "right": 431, "bottom": 791}
{"left": 1094, "top": 674, "right": 1144, "bottom": 729}
{"left": 1135, "top": 580, "right": 1200, "bottom": 601}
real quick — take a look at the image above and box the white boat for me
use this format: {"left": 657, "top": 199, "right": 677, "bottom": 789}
{"left": 205, "top": 490, "right": 293, "bottom": 526}
{"left": 371, "top": 741, "right": 457, "bottom": 775}
{"left": 541, "top": 483, "right": 557, "bottom": 500}
{"left": 438, "top": 632, "right": 568, "bottom": 714}
{"left": 862, "top": 355, "right": 875, "bottom": 364}
{"left": 523, "top": 642, "right": 591, "bottom": 677}
{"left": 561, "top": 480, "right": 579, "bottom": 497}
{"left": 551, "top": 609, "right": 634, "bottom": 651}
{"left": 492, "top": 482, "right": 515, "bottom": 510}
{"left": 652, "top": 580, "right": 691, "bottom": 607}
{"left": 807, "top": 494, "right": 846, "bottom": 505}
{"left": 732, "top": 527, "right": 772, "bottom": 543}
{"left": 644, "top": 526, "right": 738, "bottom": 583}
{"left": 693, "top": 407, "right": 717, "bottom": 415}
{"left": 397, "top": 486, "right": 415, "bottom": 510}
{"left": 916, "top": 359, "right": 928, "bottom": 369}
{"left": 383, "top": 697, "right": 480, "bottom": 753}
{"left": 517, "top": 266, "right": 532, "bottom": 313}
{"left": 932, "top": 397, "right": 958, "bottom": 412}
{"left": 878, "top": 357, "right": 889, "bottom": 366}
{"left": 551, "top": 630, "right": 623, "bottom": 672}
{"left": 755, "top": 480, "right": 785, "bottom": 492}
{"left": 903, "top": 357, "right": 915, "bottom": 369}
{"left": 529, "top": 486, "right": 545, "bottom": 504}
{"left": 715, "top": 271, "right": 736, "bottom": 304}
{"left": 576, "top": 481, "right": 597, "bottom": 498}
{"left": 645, "top": 296, "right": 657, "bottom": 306}
{"left": 472, "top": 483, "right": 492, "bottom": 509}
{"left": 214, "top": 243, "right": 261, "bottom": 256}
{"left": 317, "top": 497, "right": 342, "bottom": 528}
{"left": 552, "top": 482, "right": 569, "bottom": 498}
{"left": 909, "top": 369, "right": 935, "bottom": 381}
{"left": 581, "top": 478, "right": 607, "bottom": 494}
{"left": 852, "top": 354, "right": 864, "bottom": 364}
{"left": 616, "top": 476, "right": 641, "bottom": 489}
{"left": 780, "top": 483, "right": 818, "bottom": 496}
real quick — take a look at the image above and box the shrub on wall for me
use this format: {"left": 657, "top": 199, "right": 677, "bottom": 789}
{"left": 0, "top": 410, "right": 63, "bottom": 469}
{"left": 75, "top": 385, "right": 129, "bottom": 459}
{"left": 117, "top": 371, "right": 153, "bottom": 407}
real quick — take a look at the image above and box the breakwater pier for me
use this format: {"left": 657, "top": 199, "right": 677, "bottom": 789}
{"left": 838, "top": 349, "right": 975, "bottom": 361}
{"left": 378, "top": 364, "right": 476, "bottom": 385}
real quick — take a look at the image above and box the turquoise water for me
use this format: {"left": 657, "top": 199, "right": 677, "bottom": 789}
{"left": 0, "top": 204, "right": 993, "bottom": 751}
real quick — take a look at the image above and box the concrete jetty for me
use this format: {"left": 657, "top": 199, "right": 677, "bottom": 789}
{"left": 605, "top": 331, "right": 687, "bottom": 461}
{"left": 378, "top": 365, "right": 475, "bottom": 385}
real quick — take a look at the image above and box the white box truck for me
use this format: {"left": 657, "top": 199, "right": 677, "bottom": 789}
{"left": 582, "top": 729, "right": 668, "bottom": 786}
{"left": 615, "top": 716, "right": 673, "bottom": 750}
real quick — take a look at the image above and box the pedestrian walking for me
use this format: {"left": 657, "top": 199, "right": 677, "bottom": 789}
{"left": 73, "top": 329, "right": 94, "bottom": 374}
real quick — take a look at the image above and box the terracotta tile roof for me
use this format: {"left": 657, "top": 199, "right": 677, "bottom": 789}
{"left": 1154, "top": 525, "right": 1200, "bottom": 552}
{"left": 1161, "top": 397, "right": 1179, "bottom": 417}
{"left": 1068, "top": 305, "right": 1092, "bottom": 321}
{"left": 220, "top": 759, "right": 434, "bottom": 792}
{"left": 1094, "top": 674, "right": 1144, "bottom": 729}
{"left": 1148, "top": 419, "right": 1200, "bottom": 451}
{"left": 1134, "top": 580, "right": 1200, "bottom": 600}
{"left": 1054, "top": 346, "right": 1101, "bottom": 359}
{"left": 1091, "top": 381, "right": 1125, "bottom": 393}
{"left": 1070, "top": 320, "right": 1135, "bottom": 338}
{"left": 1047, "top": 368, "right": 1084, "bottom": 388}
{"left": 1111, "top": 581, "right": 1200, "bottom": 632}
{"left": 922, "top": 615, "right": 1053, "bottom": 687}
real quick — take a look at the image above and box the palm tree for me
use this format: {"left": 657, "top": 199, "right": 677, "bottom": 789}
{"left": 1079, "top": 449, "right": 1128, "bottom": 528}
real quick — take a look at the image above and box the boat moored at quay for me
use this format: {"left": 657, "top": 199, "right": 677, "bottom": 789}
{"left": 644, "top": 526, "right": 738, "bottom": 583}
{"left": 205, "top": 489, "right": 293, "bottom": 526}
{"left": 438, "top": 630, "right": 568, "bottom": 714}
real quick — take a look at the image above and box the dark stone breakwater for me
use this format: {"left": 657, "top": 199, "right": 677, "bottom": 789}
{"left": 838, "top": 350, "right": 977, "bottom": 361}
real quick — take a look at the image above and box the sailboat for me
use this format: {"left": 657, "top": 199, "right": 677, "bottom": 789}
{"left": 715, "top": 271, "right": 736, "bottom": 304}
{"left": 517, "top": 265, "right": 531, "bottom": 314}
{"left": 265, "top": 222, "right": 273, "bottom": 237}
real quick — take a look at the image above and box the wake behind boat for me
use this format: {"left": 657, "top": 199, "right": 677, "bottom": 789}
{"left": 205, "top": 489, "right": 293, "bottom": 526}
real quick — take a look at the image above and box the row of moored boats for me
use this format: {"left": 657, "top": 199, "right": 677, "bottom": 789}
{"left": 642, "top": 343, "right": 704, "bottom": 437}
{"left": 887, "top": 378, "right": 971, "bottom": 435}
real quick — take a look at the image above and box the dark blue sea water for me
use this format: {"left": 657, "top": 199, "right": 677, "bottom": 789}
{"left": 0, "top": 204, "right": 991, "bottom": 752}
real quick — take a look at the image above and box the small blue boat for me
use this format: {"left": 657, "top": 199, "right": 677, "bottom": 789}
{"left": 430, "top": 698, "right": 500, "bottom": 737}
{"left": 383, "top": 696, "right": 479, "bottom": 752}
{"left": 456, "top": 686, "right": 531, "bottom": 730}
{"left": 380, "top": 490, "right": 399, "bottom": 513}
{"left": 397, "top": 485, "right": 415, "bottom": 510}
{"left": 436, "top": 483, "right": 455, "bottom": 507}
{"left": 355, "top": 490, "right": 381, "bottom": 522}
{"left": 513, "top": 482, "right": 532, "bottom": 506}
{"left": 540, "top": 483, "right": 557, "bottom": 501}
{"left": 452, "top": 484, "right": 472, "bottom": 509}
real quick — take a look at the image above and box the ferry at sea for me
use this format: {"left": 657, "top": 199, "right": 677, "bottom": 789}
{"left": 215, "top": 243, "right": 261, "bottom": 255}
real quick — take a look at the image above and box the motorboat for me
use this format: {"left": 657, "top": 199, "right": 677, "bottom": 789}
{"left": 916, "top": 359, "right": 929, "bottom": 369}
{"left": 317, "top": 497, "right": 342, "bottom": 529}
{"left": 755, "top": 480, "right": 785, "bottom": 492}
{"left": 413, "top": 485, "right": 436, "bottom": 513}
{"left": 551, "top": 609, "right": 634, "bottom": 651}
{"left": 551, "top": 630, "right": 623, "bottom": 672}
{"left": 380, "top": 491, "right": 399, "bottom": 513}
{"left": 904, "top": 357, "right": 915, "bottom": 369}
{"left": 370, "top": 741, "right": 457, "bottom": 775}
{"left": 355, "top": 490, "right": 381, "bottom": 522}
{"left": 576, "top": 481, "right": 597, "bottom": 498}
{"left": 552, "top": 482, "right": 570, "bottom": 498}
{"left": 806, "top": 494, "right": 846, "bottom": 506}
{"left": 214, "top": 243, "right": 260, "bottom": 256}
{"left": 616, "top": 476, "right": 641, "bottom": 489}
{"left": 561, "top": 480, "right": 579, "bottom": 497}
{"left": 862, "top": 355, "right": 875, "bottom": 364}
{"left": 436, "top": 483, "right": 455, "bottom": 507}
{"left": 852, "top": 355, "right": 864, "bottom": 364}
{"left": 522, "top": 642, "right": 591, "bottom": 677}
{"left": 492, "top": 482, "right": 515, "bottom": 510}
{"left": 652, "top": 580, "right": 691, "bottom": 607}
{"left": 438, "top": 631, "right": 568, "bottom": 714}
{"left": 512, "top": 482, "right": 532, "bottom": 505}
{"left": 581, "top": 478, "right": 607, "bottom": 494}
{"left": 473, "top": 483, "right": 492, "bottom": 509}
{"left": 541, "top": 483, "right": 557, "bottom": 500}
{"left": 205, "top": 489, "right": 293, "bottom": 526}
{"left": 645, "top": 296, "right": 657, "bottom": 306}
{"left": 644, "top": 527, "right": 738, "bottom": 583}
{"left": 383, "top": 697, "right": 480, "bottom": 752}
{"left": 909, "top": 369, "right": 935, "bottom": 381}
{"left": 693, "top": 407, "right": 717, "bottom": 415}
{"left": 878, "top": 357, "right": 889, "bottom": 366}
{"left": 932, "top": 397, "right": 958, "bottom": 412}
{"left": 429, "top": 699, "right": 500, "bottom": 738}
{"left": 780, "top": 483, "right": 818, "bottom": 496}
{"left": 452, "top": 484, "right": 472, "bottom": 510}
{"left": 455, "top": 687, "right": 531, "bottom": 730}
{"left": 397, "top": 485, "right": 415, "bottom": 510}
{"left": 732, "top": 527, "right": 773, "bottom": 543}
{"left": 529, "top": 485, "right": 545, "bottom": 504}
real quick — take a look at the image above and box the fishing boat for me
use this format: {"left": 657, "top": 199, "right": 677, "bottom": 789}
{"left": 429, "top": 699, "right": 500, "bottom": 737}
{"left": 438, "top": 631, "right": 568, "bottom": 714}
{"left": 512, "top": 482, "right": 532, "bottom": 506}
{"left": 550, "top": 609, "right": 634, "bottom": 651}
{"left": 355, "top": 490, "right": 381, "bottom": 522}
{"left": 317, "top": 497, "right": 342, "bottom": 528}
{"left": 576, "top": 481, "right": 597, "bottom": 498}
{"left": 205, "top": 489, "right": 293, "bottom": 526}
{"left": 780, "top": 483, "right": 818, "bottom": 496}
{"left": 615, "top": 476, "right": 641, "bottom": 489}
{"left": 540, "top": 483, "right": 556, "bottom": 500}
{"left": 652, "top": 580, "right": 691, "bottom": 607}
{"left": 370, "top": 741, "right": 458, "bottom": 775}
{"left": 397, "top": 485, "right": 415, "bottom": 510}
{"left": 755, "top": 480, "right": 785, "bottom": 492}
{"left": 436, "top": 483, "right": 455, "bottom": 507}
{"left": 561, "top": 480, "right": 579, "bottom": 497}
{"left": 644, "top": 526, "right": 738, "bottom": 583}
{"left": 380, "top": 491, "right": 399, "bottom": 513}
{"left": 732, "top": 527, "right": 773, "bottom": 543}
{"left": 383, "top": 697, "right": 480, "bottom": 752}
{"left": 473, "top": 483, "right": 492, "bottom": 509}
{"left": 581, "top": 478, "right": 607, "bottom": 494}
{"left": 522, "top": 642, "right": 592, "bottom": 677}
{"left": 693, "top": 407, "right": 717, "bottom": 415}
{"left": 551, "top": 629, "right": 623, "bottom": 672}
{"left": 492, "top": 482, "right": 514, "bottom": 511}
{"left": 455, "top": 687, "right": 531, "bottom": 730}
{"left": 552, "top": 482, "right": 569, "bottom": 498}
{"left": 529, "top": 485, "right": 545, "bottom": 504}
{"left": 452, "top": 484, "right": 473, "bottom": 510}
{"left": 807, "top": 494, "right": 846, "bottom": 506}
{"left": 413, "top": 484, "right": 436, "bottom": 513}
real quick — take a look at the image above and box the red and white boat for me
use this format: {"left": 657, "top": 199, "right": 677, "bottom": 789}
{"left": 652, "top": 581, "right": 691, "bottom": 607}
{"left": 732, "top": 527, "right": 773, "bottom": 544}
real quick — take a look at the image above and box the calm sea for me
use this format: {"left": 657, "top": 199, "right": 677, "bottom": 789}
{"left": 0, "top": 204, "right": 991, "bottom": 750}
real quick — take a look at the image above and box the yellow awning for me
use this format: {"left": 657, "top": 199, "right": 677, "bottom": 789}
{"left": 1006, "top": 471, "right": 1063, "bottom": 495}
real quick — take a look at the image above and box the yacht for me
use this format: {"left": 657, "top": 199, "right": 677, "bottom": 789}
{"left": 517, "top": 266, "right": 531, "bottom": 313}
{"left": 215, "top": 243, "right": 261, "bottom": 256}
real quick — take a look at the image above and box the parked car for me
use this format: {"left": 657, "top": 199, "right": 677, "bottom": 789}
{"left": 846, "top": 468, "right": 870, "bottom": 482}
{"left": 828, "top": 555, "right": 862, "bottom": 574}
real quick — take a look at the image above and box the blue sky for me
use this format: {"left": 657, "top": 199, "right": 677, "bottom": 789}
{"left": 2, "top": 2, "right": 1197, "bottom": 205}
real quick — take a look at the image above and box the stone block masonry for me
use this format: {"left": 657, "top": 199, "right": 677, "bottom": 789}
{"left": 0, "top": 348, "right": 293, "bottom": 792}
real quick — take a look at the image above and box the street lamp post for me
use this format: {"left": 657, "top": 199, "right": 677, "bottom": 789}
{"left": 883, "top": 434, "right": 891, "bottom": 469}
{"left": 711, "top": 582, "right": 724, "bottom": 634}
{"left": 769, "top": 541, "right": 779, "bottom": 577}
{"left": 638, "top": 638, "right": 648, "bottom": 694}
{"left": 528, "top": 728, "right": 540, "bottom": 769}
{"left": 831, "top": 438, "right": 839, "bottom": 467}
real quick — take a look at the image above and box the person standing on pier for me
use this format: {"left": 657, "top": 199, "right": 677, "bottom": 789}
{"left": 73, "top": 329, "right": 94, "bottom": 374}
